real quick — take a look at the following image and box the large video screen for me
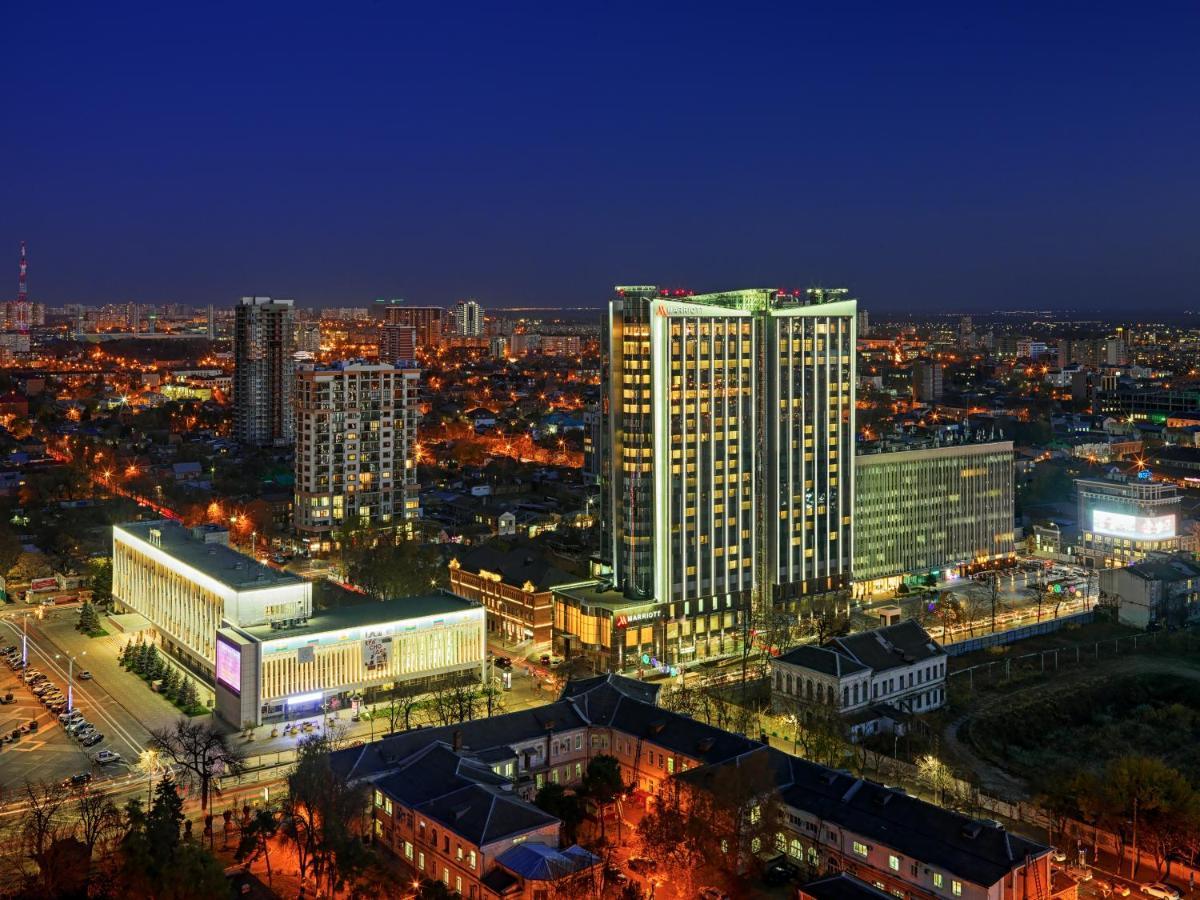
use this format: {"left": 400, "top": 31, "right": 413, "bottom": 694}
{"left": 216, "top": 635, "right": 241, "bottom": 695}
{"left": 1092, "top": 510, "right": 1176, "bottom": 541}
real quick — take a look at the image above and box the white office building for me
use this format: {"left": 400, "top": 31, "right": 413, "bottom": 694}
{"left": 112, "top": 521, "right": 485, "bottom": 726}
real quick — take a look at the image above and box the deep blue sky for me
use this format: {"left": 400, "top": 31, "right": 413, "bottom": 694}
{"left": 4, "top": 2, "right": 1198, "bottom": 312}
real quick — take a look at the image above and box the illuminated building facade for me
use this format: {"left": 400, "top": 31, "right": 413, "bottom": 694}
{"left": 374, "top": 300, "right": 444, "bottom": 349}
{"left": 293, "top": 360, "right": 422, "bottom": 545}
{"left": 233, "top": 296, "right": 297, "bottom": 446}
{"left": 603, "top": 285, "right": 856, "bottom": 617}
{"left": 453, "top": 299, "right": 484, "bottom": 337}
{"left": 448, "top": 545, "right": 573, "bottom": 649}
{"left": 1076, "top": 472, "right": 1183, "bottom": 568}
{"left": 217, "top": 594, "right": 485, "bottom": 727}
{"left": 379, "top": 323, "right": 417, "bottom": 363}
{"left": 112, "top": 521, "right": 311, "bottom": 684}
{"left": 112, "top": 521, "right": 484, "bottom": 726}
{"left": 853, "top": 442, "right": 1016, "bottom": 596}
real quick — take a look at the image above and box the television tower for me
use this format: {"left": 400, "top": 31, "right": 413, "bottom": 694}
{"left": 17, "top": 242, "right": 27, "bottom": 304}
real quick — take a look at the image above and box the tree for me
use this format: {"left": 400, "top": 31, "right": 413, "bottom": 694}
{"left": 73, "top": 785, "right": 121, "bottom": 862}
{"left": 88, "top": 558, "right": 113, "bottom": 608}
{"left": 19, "top": 780, "right": 71, "bottom": 896}
{"left": 78, "top": 602, "right": 100, "bottom": 634}
{"left": 116, "top": 780, "right": 228, "bottom": 899}
{"left": 149, "top": 718, "right": 246, "bottom": 812}
{"left": 581, "top": 754, "right": 627, "bottom": 841}
{"left": 929, "top": 592, "right": 964, "bottom": 641}
{"left": 0, "top": 522, "right": 23, "bottom": 577}
{"left": 679, "top": 748, "right": 785, "bottom": 881}
{"left": 535, "top": 782, "right": 585, "bottom": 845}
{"left": 161, "top": 666, "right": 180, "bottom": 700}
{"left": 427, "top": 678, "right": 487, "bottom": 726}
{"left": 235, "top": 807, "right": 280, "bottom": 885}
{"left": 281, "top": 733, "right": 372, "bottom": 895}
{"left": 803, "top": 593, "right": 852, "bottom": 644}
{"left": 1099, "top": 755, "right": 1197, "bottom": 881}
{"left": 348, "top": 538, "right": 448, "bottom": 598}
{"left": 179, "top": 677, "right": 199, "bottom": 711}
{"left": 637, "top": 779, "right": 709, "bottom": 899}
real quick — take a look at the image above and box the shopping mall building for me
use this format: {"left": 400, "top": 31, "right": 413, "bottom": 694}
{"left": 112, "top": 521, "right": 485, "bottom": 726}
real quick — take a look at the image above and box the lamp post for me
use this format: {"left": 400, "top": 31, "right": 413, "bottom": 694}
{"left": 138, "top": 747, "right": 161, "bottom": 804}
{"left": 55, "top": 651, "right": 85, "bottom": 711}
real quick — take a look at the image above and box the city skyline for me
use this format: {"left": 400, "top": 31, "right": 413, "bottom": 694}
{"left": 5, "top": 3, "right": 1200, "bottom": 312}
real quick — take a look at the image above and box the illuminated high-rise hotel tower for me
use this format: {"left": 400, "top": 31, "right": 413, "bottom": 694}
{"left": 603, "top": 286, "right": 856, "bottom": 614}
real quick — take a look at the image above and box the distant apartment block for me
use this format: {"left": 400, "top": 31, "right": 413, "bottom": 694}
{"left": 374, "top": 300, "right": 444, "bottom": 350}
{"left": 233, "top": 296, "right": 297, "bottom": 446}
{"left": 379, "top": 323, "right": 418, "bottom": 363}
{"left": 453, "top": 299, "right": 484, "bottom": 337}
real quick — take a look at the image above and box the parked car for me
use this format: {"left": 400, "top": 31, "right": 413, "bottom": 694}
{"left": 81, "top": 732, "right": 104, "bottom": 747}
{"left": 1051, "top": 849, "right": 1067, "bottom": 863}
{"left": 94, "top": 749, "right": 121, "bottom": 765}
{"left": 0, "top": 693, "right": 14, "bottom": 704}
{"left": 493, "top": 656, "right": 513, "bottom": 669}
{"left": 23, "top": 670, "right": 44, "bottom": 683}
{"left": 65, "top": 772, "right": 92, "bottom": 787}
{"left": 77, "top": 671, "right": 92, "bottom": 680}
{"left": 59, "top": 710, "right": 83, "bottom": 724}
{"left": 66, "top": 720, "right": 92, "bottom": 736}
{"left": 1113, "top": 884, "right": 1132, "bottom": 897}
{"left": 1140, "top": 885, "right": 1180, "bottom": 900}
{"left": 1069, "top": 868, "right": 1094, "bottom": 883}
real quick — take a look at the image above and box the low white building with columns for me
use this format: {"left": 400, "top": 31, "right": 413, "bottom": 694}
{"left": 770, "top": 619, "right": 948, "bottom": 740}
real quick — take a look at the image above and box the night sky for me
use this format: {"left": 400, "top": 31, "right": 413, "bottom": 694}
{"left": 4, "top": 2, "right": 1198, "bottom": 312}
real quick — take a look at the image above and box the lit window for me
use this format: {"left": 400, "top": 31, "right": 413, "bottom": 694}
{"left": 853, "top": 841, "right": 869, "bottom": 858}
{"left": 933, "top": 874, "right": 944, "bottom": 889}
{"left": 889, "top": 855, "right": 900, "bottom": 871}
{"left": 952, "top": 881, "right": 962, "bottom": 896}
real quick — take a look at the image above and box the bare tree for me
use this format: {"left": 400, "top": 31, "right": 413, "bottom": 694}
{"left": 73, "top": 787, "right": 122, "bottom": 861}
{"left": 150, "top": 718, "right": 246, "bottom": 812}
{"left": 19, "top": 780, "right": 73, "bottom": 896}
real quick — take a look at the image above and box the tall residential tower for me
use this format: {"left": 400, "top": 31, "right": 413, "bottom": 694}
{"left": 293, "top": 360, "right": 422, "bottom": 547}
{"left": 233, "top": 296, "right": 297, "bottom": 446}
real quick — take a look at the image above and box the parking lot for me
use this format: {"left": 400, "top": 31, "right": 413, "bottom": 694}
{"left": 0, "top": 612, "right": 163, "bottom": 791}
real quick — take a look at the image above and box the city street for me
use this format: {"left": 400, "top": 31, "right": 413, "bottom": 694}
{"left": 0, "top": 609, "right": 171, "bottom": 791}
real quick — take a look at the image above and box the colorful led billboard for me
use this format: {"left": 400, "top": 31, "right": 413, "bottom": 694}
{"left": 216, "top": 635, "right": 242, "bottom": 695}
{"left": 1092, "top": 510, "right": 1176, "bottom": 541}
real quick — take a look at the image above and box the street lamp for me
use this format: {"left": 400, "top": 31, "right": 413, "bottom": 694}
{"left": 138, "top": 748, "right": 162, "bottom": 804}
{"left": 56, "top": 651, "right": 86, "bottom": 711}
